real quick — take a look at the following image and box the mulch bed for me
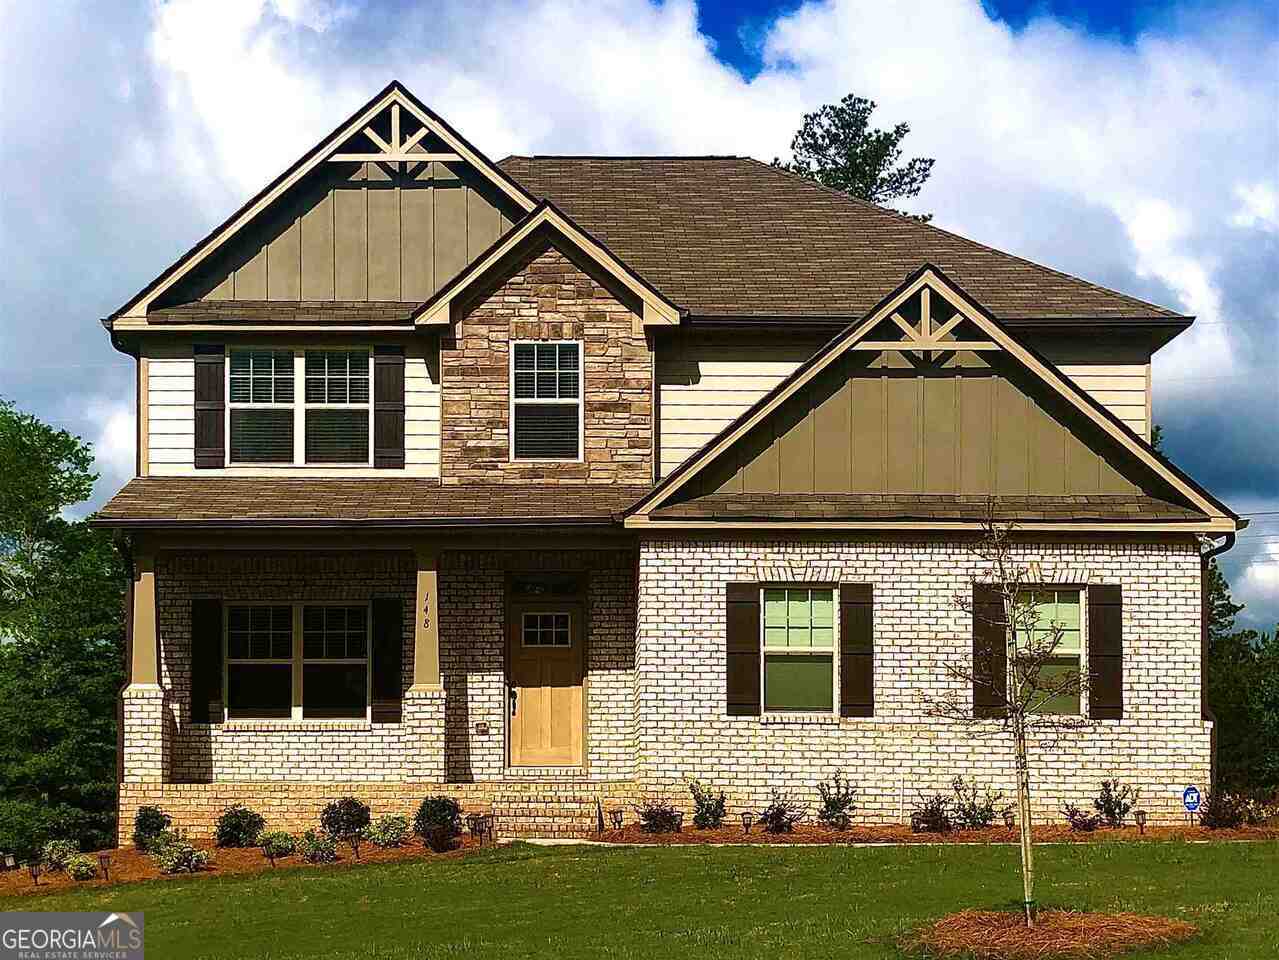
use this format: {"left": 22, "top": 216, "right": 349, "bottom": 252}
{"left": 597, "top": 823, "right": 1279, "bottom": 845}
{"left": 902, "top": 910, "right": 1199, "bottom": 958}
{"left": 0, "top": 836, "right": 485, "bottom": 897}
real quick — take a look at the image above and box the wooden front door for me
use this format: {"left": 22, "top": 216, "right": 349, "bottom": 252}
{"left": 507, "top": 603, "right": 584, "bottom": 766}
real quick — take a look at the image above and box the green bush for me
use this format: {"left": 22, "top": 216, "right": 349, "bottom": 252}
{"left": 910, "top": 794, "right": 953, "bottom": 833}
{"left": 66, "top": 854, "right": 97, "bottom": 881}
{"left": 1198, "top": 791, "right": 1249, "bottom": 830}
{"left": 320, "top": 797, "right": 371, "bottom": 859}
{"left": 1093, "top": 779, "right": 1139, "bottom": 828}
{"left": 413, "top": 797, "right": 462, "bottom": 852}
{"left": 149, "top": 831, "right": 210, "bottom": 874}
{"left": 689, "top": 782, "right": 726, "bottom": 829}
{"left": 259, "top": 831, "right": 296, "bottom": 866}
{"left": 299, "top": 829, "right": 337, "bottom": 863}
{"left": 950, "top": 776, "right": 1011, "bottom": 831}
{"left": 214, "top": 804, "right": 266, "bottom": 848}
{"left": 634, "top": 798, "right": 682, "bottom": 834}
{"left": 759, "top": 791, "right": 806, "bottom": 834}
{"left": 366, "top": 814, "right": 410, "bottom": 848}
{"left": 40, "top": 838, "right": 79, "bottom": 871}
{"left": 0, "top": 799, "right": 93, "bottom": 863}
{"left": 817, "top": 772, "right": 857, "bottom": 831}
{"left": 131, "top": 805, "right": 171, "bottom": 851}
{"left": 1062, "top": 803, "right": 1103, "bottom": 832}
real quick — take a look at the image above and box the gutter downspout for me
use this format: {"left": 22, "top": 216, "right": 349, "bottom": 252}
{"left": 1199, "top": 529, "right": 1240, "bottom": 792}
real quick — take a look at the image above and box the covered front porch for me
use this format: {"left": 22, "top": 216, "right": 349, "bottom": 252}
{"left": 118, "top": 528, "right": 639, "bottom": 839}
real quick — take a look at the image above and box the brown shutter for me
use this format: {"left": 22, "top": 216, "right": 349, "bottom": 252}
{"left": 193, "top": 345, "right": 225, "bottom": 469}
{"left": 1088, "top": 584, "right": 1123, "bottom": 719}
{"left": 371, "top": 597, "right": 404, "bottom": 723}
{"left": 973, "top": 583, "right": 1007, "bottom": 718}
{"left": 373, "top": 346, "right": 405, "bottom": 469}
{"left": 839, "top": 583, "right": 874, "bottom": 716}
{"left": 725, "top": 583, "right": 761, "bottom": 716}
{"left": 190, "top": 599, "right": 223, "bottom": 723}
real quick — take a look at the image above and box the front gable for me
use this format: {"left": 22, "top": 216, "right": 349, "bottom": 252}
{"left": 630, "top": 267, "right": 1237, "bottom": 532}
{"left": 111, "top": 82, "right": 537, "bottom": 325}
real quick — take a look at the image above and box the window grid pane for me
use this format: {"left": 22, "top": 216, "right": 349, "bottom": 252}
{"left": 302, "top": 605, "right": 369, "bottom": 661}
{"left": 522, "top": 612, "right": 571, "bottom": 646}
{"left": 227, "top": 605, "right": 292, "bottom": 661}
{"left": 229, "top": 350, "right": 293, "bottom": 405}
{"left": 763, "top": 588, "right": 835, "bottom": 650}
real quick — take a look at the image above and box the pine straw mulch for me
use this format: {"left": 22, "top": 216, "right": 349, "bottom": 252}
{"left": 902, "top": 910, "right": 1199, "bottom": 959}
{"left": 0, "top": 835, "right": 485, "bottom": 897}
{"left": 597, "top": 822, "right": 1279, "bottom": 846}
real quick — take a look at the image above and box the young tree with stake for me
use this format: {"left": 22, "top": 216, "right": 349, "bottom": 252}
{"left": 923, "top": 506, "right": 1089, "bottom": 927}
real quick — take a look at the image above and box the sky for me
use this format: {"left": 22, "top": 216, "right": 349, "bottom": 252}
{"left": 0, "top": 0, "right": 1276, "bottom": 629}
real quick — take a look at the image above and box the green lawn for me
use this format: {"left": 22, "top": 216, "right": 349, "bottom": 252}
{"left": 5, "top": 841, "right": 1277, "bottom": 959}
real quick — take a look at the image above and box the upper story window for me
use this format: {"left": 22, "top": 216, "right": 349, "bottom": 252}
{"left": 228, "top": 350, "right": 294, "bottom": 463}
{"left": 226, "top": 348, "right": 371, "bottom": 466}
{"left": 510, "top": 341, "right": 582, "bottom": 461}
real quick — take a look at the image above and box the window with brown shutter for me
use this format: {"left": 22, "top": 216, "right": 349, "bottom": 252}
{"left": 373, "top": 346, "right": 405, "bottom": 468}
{"left": 193, "top": 345, "right": 225, "bottom": 468}
{"left": 190, "top": 598, "right": 223, "bottom": 723}
{"left": 725, "top": 583, "right": 761, "bottom": 716}
{"left": 1087, "top": 584, "right": 1123, "bottom": 719}
{"left": 973, "top": 583, "right": 1007, "bottom": 718}
{"left": 370, "top": 597, "right": 404, "bottom": 723}
{"left": 839, "top": 584, "right": 874, "bottom": 717}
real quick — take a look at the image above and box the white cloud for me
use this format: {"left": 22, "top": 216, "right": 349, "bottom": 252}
{"left": 87, "top": 397, "right": 136, "bottom": 491}
{"left": 1232, "top": 182, "right": 1279, "bottom": 233}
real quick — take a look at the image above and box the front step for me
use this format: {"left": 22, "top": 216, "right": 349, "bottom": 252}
{"left": 490, "top": 792, "right": 604, "bottom": 838}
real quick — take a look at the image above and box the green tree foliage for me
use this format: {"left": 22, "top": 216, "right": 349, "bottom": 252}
{"left": 774, "top": 94, "right": 935, "bottom": 221}
{"left": 0, "top": 399, "right": 126, "bottom": 856}
{"left": 1202, "top": 556, "right": 1279, "bottom": 792}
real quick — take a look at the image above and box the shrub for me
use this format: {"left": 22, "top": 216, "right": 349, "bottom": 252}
{"left": 214, "top": 804, "right": 266, "bottom": 848}
{"left": 910, "top": 794, "right": 953, "bottom": 833}
{"left": 413, "top": 797, "right": 462, "bottom": 852}
{"left": 1198, "top": 791, "right": 1248, "bottom": 830}
{"left": 40, "top": 839, "right": 79, "bottom": 872}
{"left": 366, "top": 814, "right": 411, "bottom": 848}
{"left": 320, "top": 797, "right": 372, "bottom": 859}
{"left": 1242, "top": 793, "right": 1279, "bottom": 827}
{"left": 759, "top": 791, "right": 806, "bottom": 834}
{"left": 634, "top": 798, "right": 683, "bottom": 834}
{"left": 816, "top": 772, "right": 857, "bottom": 831}
{"left": 66, "top": 854, "right": 97, "bottom": 881}
{"left": 950, "top": 776, "right": 1011, "bottom": 831}
{"left": 149, "top": 831, "right": 210, "bottom": 874}
{"left": 132, "top": 805, "right": 171, "bottom": 851}
{"left": 1093, "top": 779, "right": 1139, "bottom": 828}
{"left": 1062, "top": 803, "right": 1103, "bottom": 832}
{"left": 299, "top": 829, "right": 338, "bottom": 863}
{"left": 689, "top": 782, "right": 727, "bottom": 830}
{"left": 260, "top": 831, "right": 296, "bottom": 867}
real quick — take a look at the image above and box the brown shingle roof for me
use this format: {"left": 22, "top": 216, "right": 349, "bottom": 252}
{"left": 93, "top": 479, "right": 650, "bottom": 526}
{"left": 651, "top": 493, "right": 1205, "bottom": 523}
{"left": 498, "top": 156, "right": 1183, "bottom": 323}
{"left": 147, "top": 301, "right": 419, "bottom": 324}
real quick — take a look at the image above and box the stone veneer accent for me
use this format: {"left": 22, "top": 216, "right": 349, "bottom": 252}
{"left": 440, "top": 239, "right": 653, "bottom": 484}
{"left": 636, "top": 535, "right": 1211, "bottom": 823}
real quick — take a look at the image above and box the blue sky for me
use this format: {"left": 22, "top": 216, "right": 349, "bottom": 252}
{"left": 1, "top": 0, "right": 1276, "bottom": 628}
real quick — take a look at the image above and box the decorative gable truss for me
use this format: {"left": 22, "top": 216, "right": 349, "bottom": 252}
{"left": 109, "top": 82, "right": 537, "bottom": 326}
{"left": 628, "top": 266, "right": 1240, "bottom": 534}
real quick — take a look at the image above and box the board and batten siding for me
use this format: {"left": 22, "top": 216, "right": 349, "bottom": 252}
{"left": 658, "top": 340, "right": 1152, "bottom": 476}
{"left": 141, "top": 343, "right": 439, "bottom": 477}
{"left": 167, "top": 162, "right": 517, "bottom": 305}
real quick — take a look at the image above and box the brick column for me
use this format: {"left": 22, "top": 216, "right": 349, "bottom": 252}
{"left": 406, "top": 545, "right": 445, "bottom": 781}
{"left": 121, "top": 552, "right": 167, "bottom": 782}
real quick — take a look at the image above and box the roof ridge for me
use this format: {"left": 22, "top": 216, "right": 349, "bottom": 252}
{"left": 738, "top": 157, "right": 1184, "bottom": 319}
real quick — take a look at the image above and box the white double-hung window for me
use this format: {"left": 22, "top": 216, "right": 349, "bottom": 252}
{"left": 226, "top": 348, "right": 371, "bottom": 465}
{"left": 510, "top": 341, "right": 582, "bottom": 460}
{"left": 762, "top": 587, "right": 836, "bottom": 712}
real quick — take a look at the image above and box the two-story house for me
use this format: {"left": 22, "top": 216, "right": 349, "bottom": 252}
{"left": 95, "top": 82, "right": 1242, "bottom": 838}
